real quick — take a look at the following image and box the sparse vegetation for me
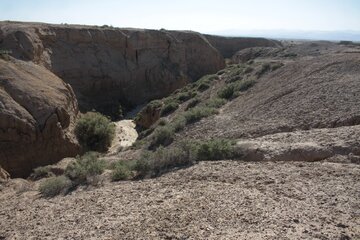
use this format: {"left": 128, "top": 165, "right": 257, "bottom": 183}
{"left": 205, "top": 98, "right": 227, "bottom": 108}
{"left": 111, "top": 161, "right": 132, "bottom": 181}
{"left": 65, "top": 152, "right": 106, "bottom": 185}
{"left": 134, "top": 145, "right": 194, "bottom": 178}
{"left": 255, "top": 63, "right": 271, "bottom": 78}
{"left": 183, "top": 107, "right": 217, "bottom": 124}
{"left": 75, "top": 112, "right": 115, "bottom": 152}
{"left": 149, "top": 126, "right": 174, "bottom": 149}
{"left": 195, "top": 139, "right": 239, "bottom": 160}
{"left": 161, "top": 101, "right": 179, "bottom": 116}
{"left": 186, "top": 98, "right": 201, "bottom": 110}
{"left": 39, "top": 176, "right": 72, "bottom": 198}
{"left": 218, "top": 84, "right": 235, "bottom": 99}
{"left": 30, "top": 166, "right": 54, "bottom": 180}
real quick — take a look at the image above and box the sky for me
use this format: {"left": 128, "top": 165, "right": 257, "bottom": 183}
{"left": 1, "top": 0, "right": 360, "bottom": 40}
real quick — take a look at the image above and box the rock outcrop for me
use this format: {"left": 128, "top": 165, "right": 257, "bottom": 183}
{"left": 0, "top": 58, "right": 79, "bottom": 177}
{"left": 205, "top": 34, "right": 281, "bottom": 58}
{"left": 0, "top": 22, "right": 225, "bottom": 118}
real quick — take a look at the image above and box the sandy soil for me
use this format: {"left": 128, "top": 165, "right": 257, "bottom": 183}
{"left": 1, "top": 160, "right": 359, "bottom": 239}
{"left": 107, "top": 120, "right": 138, "bottom": 155}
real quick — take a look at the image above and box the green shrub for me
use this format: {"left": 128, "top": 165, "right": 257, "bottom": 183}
{"left": 186, "top": 98, "right": 201, "bottom": 110}
{"left": 65, "top": 152, "right": 106, "bottom": 185}
{"left": 111, "top": 161, "right": 132, "bottom": 181}
{"left": 149, "top": 126, "right": 174, "bottom": 149}
{"left": 256, "top": 63, "right": 271, "bottom": 78}
{"left": 170, "top": 116, "right": 185, "bottom": 132}
{"left": 197, "top": 82, "right": 210, "bottom": 92}
{"left": 177, "top": 91, "right": 196, "bottom": 102}
{"left": 30, "top": 166, "right": 54, "bottom": 180}
{"left": 204, "top": 98, "right": 227, "bottom": 108}
{"left": 271, "top": 62, "right": 284, "bottom": 71}
{"left": 218, "top": 85, "right": 235, "bottom": 99}
{"left": 75, "top": 112, "right": 115, "bottom": 152}
{"left": 158, "top": 118, "right": 168, "bottom": 126}
{"left": 244, "top": 66, "right": 254, "bottom": 73}
{"left": 39, "top": 176, "right": 72, "bottom": 198}
{"left": 195, "top": 139, "right": 238, "bottom": 160}
{"left": 234, "top": 79, "right": 256, "bottom": 92}
{"left": 217, "top": 69, "right": 226, "bottom": 75}
{"left": 184, "top": 107, "right": 217, "bottom": 124}
{"left": 134, "top": 145, "right": 194, "bottom": 178}
{"left": 161, "top": 101, "right": 179, "bottom": 116}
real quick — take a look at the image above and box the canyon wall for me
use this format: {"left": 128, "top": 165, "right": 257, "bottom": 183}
{"left": 0, "top": 23, "right": 225, "bottom": 118}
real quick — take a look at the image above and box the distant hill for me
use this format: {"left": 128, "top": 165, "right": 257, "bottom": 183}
{"left": 208, "top": 29, "right": 360, "bottom": 42}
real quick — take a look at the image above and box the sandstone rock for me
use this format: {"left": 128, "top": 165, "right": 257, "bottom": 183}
{"left": 0, "top": 22, "right": 225, "bottom": 118}
{"left": 0, "top": 165, "right": 10, "bottom": 182}
{"left": 205, "top": 34, "right": 281, "bottom": 58}
{"left": 0, "top": 58, "right": 80, "bottom": 177}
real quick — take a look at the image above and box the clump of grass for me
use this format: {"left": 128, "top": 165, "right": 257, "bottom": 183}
{"left": 204, "top": 98, "right": 227, "bottom": 108}
{"left": 177, "top": 91, "right": 196, "bottom": 102}
{"left": 149, "top": 126, "right": 174, "bottom": 149}
{"left": 271, "top": 62, "right": 284, "bottom": 71}
{"left": 172, "top": 116, "right": 186, "bottom": 132}
{"left": 75, "top": 112, "right": 115, "bottom": 152}
{"left": 111, "top": 161, "right": 132, "bottom": 181}
{"left": 65, "top": 152, "right": 106, "bottom": 185}
{"left": 197, "top": 82, "right": 210, "bottom": 92}
{"left": 30, "top": 166, "right": 54, "bottom": 180}
{"left": 158, "top": 118, "right": 168, "bottom": 126}
{"left": 255, "top": 63, "right": 271, "bottom": 78}
{"left": 218, "top": 85, "right": 235, "bottom": 99}
{"left": 186, "top": 98, "right": 201, "bottom": 110}
{"left": 244, "top": 66, "right": 254, "bottom": 74}
{"left": 160, "top": 101, "right": 179, "bottom": 116}
{"left": 39, "top": 176, "right": 72, "bottom": 198}
{"left": 134, "top": 145, "right": 194, "bottom": 178}
{"left": 183, "top": 107, "right": 218, "bottom": 124}
{"left": 195, "top": 139, "right": 238, "bottom": 160}
{"left": 234, "top": 79, "right": 256, "bottom": 92}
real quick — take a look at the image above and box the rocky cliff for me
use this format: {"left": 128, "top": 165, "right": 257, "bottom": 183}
{"left": 0, "top": 58, "right": 79, "bottom": 177}
{"left": 0, "top": 22, "right": 225, "bottom": 118}
{"left": 205, "top": 34, "right": 281, "bottom": 58}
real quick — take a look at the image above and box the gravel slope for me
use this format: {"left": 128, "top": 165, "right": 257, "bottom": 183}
{"left": 1, "top": 160, "right": 359, "bottom": 239}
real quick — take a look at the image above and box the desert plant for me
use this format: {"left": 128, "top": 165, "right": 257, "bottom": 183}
{"left": 30, "top": 166, "right": 54, "bottom": 180}
{"left": 65, "top": 152, "right": 106, "bottom": 185}
{"left": 195, "top": 139, "right": 238, "bottom": 160}
{"left": 149, "top": 126, "right": 174, "bottom": 149}
{"left": 244, "top": 66, "right": 254, "bottom": 73}
{"left": 172, "top": 116, "right": 187, "bottom": 132}
{"left": 177, "top": 91, "right": 196, "bottom": 102}
{"left": 197, "top": 82, "right": 210, "bottom": 92}
{"left": 234, "top": 79, "right": 256, "bottom": 92}
{"left": 186, "top": 98, "right": 201, "bottom": 110}
{"left": 111, "top": 161, "right": 132, "bottom": 181}
{"left": 134, "top": 145, "right": 194, "bottom": 178}
{"left": 256, "top": 63, "right": 271, "bottom": 78}
{"left": 161, "top": 101, "right": 179, "bottom": 116}
{"left": 39, "top": 176, "right": 72, "bottom": 198}
{"left": 183, "top": 107, "right": 217, "bottom": 124}
{"left": 204, "top": 98, "right": 227, "bottom": 108}
{"left": 217, "top": 85, "right": 235, "bottom": 99}
{"left": 75, "top": 112, "right": 115, "bottom": 152}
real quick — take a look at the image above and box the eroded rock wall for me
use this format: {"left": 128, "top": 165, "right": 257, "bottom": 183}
{"left": 0, "top": 58, "right": 79, "bottom": 177}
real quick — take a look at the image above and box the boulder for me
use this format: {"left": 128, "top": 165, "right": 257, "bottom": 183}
{"left": 0, "top": 58, "right": 80, "bottom": 177}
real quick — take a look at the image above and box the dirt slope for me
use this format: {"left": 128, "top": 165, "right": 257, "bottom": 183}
{"left": 0, "top": 160, "right": 359, "bottom": 239}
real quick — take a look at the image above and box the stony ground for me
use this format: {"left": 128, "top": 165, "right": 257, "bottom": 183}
{"left": 1, "top": 160, "right": 359, "bottom": 239}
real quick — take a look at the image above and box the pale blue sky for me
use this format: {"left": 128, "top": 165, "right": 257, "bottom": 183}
{"left": 1, "top": 0, "right": 359, "bottom": 33}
